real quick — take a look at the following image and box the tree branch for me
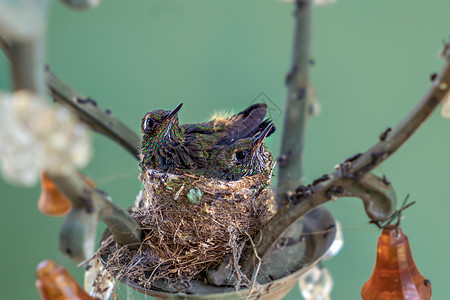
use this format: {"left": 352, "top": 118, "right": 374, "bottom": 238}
{"left": 8, "top": 38, "right": 46, "bottom": 95}
{"left": 50, "top": 172, "right": 142, "bottom": 261}
{"left": 277, "top": 0, "right": 314, "bottom": 206}
{"left": 240, "top": 45, "right": 450, "bottom": 280}
{"left": 45, "top": 69, "right": 140, "bottom": 159}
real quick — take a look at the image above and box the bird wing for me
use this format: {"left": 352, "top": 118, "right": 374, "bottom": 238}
{"left": 217, "top": 103, "right": 268, "bottom": 144}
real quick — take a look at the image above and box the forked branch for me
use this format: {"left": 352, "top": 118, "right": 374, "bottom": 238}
{"left": 239, "top": 45, "right": 450, "bottom": 279}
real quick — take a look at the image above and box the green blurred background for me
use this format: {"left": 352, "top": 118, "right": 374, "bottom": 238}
{"left": 1, "top": 0, "right": 450, "bottom": 299}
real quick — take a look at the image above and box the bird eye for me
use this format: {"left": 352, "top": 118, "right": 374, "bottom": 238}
{"left": 235, "top": 150, "right": 247, "bottom": 163}
{"left": 143, "top": 117, "right": 155, "bottom": 131}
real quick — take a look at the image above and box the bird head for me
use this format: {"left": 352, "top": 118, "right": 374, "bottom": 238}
{"left": 139, "top": 103, "right": 184, "bottom": 171}
{"left": 212, "top": 122, "right": 275, "bottom": 180}
{"left": 140, "top": 103, "right": 183, "bottom": 142}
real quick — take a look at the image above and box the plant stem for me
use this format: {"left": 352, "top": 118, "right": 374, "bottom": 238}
{"left": 277, "top": 0, "right": 313, "bottom": 206}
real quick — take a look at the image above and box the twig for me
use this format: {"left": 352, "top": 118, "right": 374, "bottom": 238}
{"left": 240, "top": 44, "right": 450, "bottom": 279}
{"left": 45, "top": 69, "right": 140, "bottom": 159}
{"left": 245, "top": 232, "right": 261, "bottom": 299}
{"left": 370, "top": 194, "right": 416, "bottom": 230}
{"left": 277, "top": 0, "right": 314, "bottom": 206}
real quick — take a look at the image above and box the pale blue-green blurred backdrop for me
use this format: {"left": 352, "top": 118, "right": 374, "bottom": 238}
{"left": 1, "top": 0, "right": 450, "bottom": 299}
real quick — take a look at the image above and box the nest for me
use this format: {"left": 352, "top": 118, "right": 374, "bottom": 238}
{"left": 94, "top": 168, "right": 275, "bottom": 292}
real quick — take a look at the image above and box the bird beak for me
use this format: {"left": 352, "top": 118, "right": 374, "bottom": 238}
{"left": 253, "top": 123, "right": 274, "bottom": 149}
{"left": 165, "top": 103, "right": 183, "bottom": 122}
{"left": 163, "top": 103, "right": 183, "bottom": 134}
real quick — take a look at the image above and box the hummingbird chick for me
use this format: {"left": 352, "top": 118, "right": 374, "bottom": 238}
{"left": 139, "top": 103, "right": 206, "bottom": 173}
{"left": 139, "top": 103, "right": 275, "bottom": 180}
{"left": 183, "top": 103, "right": 271, "bottom": 148}
{"left": 199, "top": 122, "right": 275, "bottom": 180}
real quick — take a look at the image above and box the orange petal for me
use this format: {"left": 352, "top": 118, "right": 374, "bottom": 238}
{"left": 38, "top": 172, "right": 72, "bottom": 217}
{"left": 36, "top": 260, "right": 98, "bottom": 300}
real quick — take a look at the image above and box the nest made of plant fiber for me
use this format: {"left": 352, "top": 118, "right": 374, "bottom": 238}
{"left": 95, "top": 168, "right": 275, "bottom": 292}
